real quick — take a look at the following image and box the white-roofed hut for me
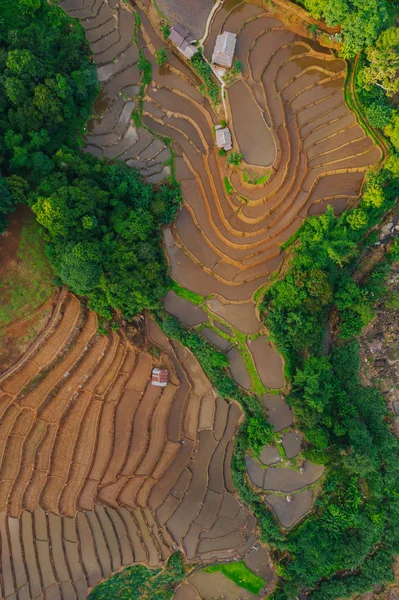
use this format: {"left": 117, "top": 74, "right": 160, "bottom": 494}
{"left": 212, "top": 31, "right": 237, "bottom": 68}
{"left": 215, "top": 125, "right": 232, "bottom": 151}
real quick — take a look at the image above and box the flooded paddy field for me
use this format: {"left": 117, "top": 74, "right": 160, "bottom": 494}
{"left": 13, "top": 0, "right": 385, "bottom": 595}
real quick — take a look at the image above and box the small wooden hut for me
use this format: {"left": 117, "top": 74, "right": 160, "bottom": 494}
{"left": 169, "top": 24, "right": 197, "bottom": 59}
{"left": 215, "top": 125, "right": 232, "bottom": 151}
{"left": 212, "top": 31, "right": 237, "bottom": 68}
{"left": 151, "top": 368, "right": 169, "bottom": 387}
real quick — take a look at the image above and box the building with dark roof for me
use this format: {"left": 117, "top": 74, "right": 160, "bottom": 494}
{"left": 169, "top": 24, "right": 197, "bottom": 59}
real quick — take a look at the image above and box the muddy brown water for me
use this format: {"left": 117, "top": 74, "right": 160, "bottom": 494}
{"left": 263, "top": 395, "right": 293, "bottom": 432}
{"left": 266, "top": 489, "right": 313, "bottom": 529}
{"left": 260, "top": 445, "right": 281, "bottom": 466}
{"left": 264, "top": 461, "right": 324, "bottom": 492}
{"left": 156, "top": 0, "right": 214, "bottom": 40}
{"left": 228, "top": 348, "right": 252, "bottom": 390}
{"left": 201, "top": 328, "right": 232, "bottom": 352}
{"left": 282, "top": 431, "right": 302, "bottom": 459}
{"left": 247, "top": 336, "right": 284, "bottom": 390}
{"left": 228, "top": 80, "right": 276, "bottom": 168}
{"left": 206, "top": 298, "right": 260, "bottom": 334}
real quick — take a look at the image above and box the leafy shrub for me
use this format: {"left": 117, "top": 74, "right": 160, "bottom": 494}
{"left": 227, "top": 152, "right": 243, "bottom": 167}
{"left": 385, "top": 290, "right": 399, "bottom": 309}
{"left": 190, "top": 51, "right": 220, "bottom": 104}
{"left": 155, "top": 47, "right": 168, "bottom": 66}
{"left": 160, "top": 22, "right": 171, "bottom": 40}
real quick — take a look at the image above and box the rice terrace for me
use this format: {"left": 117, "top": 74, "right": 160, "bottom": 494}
{"left": 0, "top": 0, "right": 399, "bottom": 598}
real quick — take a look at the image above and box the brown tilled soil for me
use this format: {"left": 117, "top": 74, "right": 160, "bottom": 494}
{"left": 3, "top": 0, "right": 381, "bottom": 594}
{"left": 0, "top": 295, "right": 264, "bottom": 597}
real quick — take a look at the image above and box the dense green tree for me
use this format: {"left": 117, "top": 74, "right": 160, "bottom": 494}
{"left": 346, "top": 207, "right": 367, "bottom": 230}
{"left": 384, "top": 112, "right": 399, "bottom": 152}
{"left": 301, "top": 0, "right": 393, "bottom": 56}
{"left": 0, "top": 173, "right": 14, "bottom": 231}
{"left": 362, "top": 27, "right": 399, "bottom": 96}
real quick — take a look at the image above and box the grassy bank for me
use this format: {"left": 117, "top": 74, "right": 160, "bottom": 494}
{"left": 0, "top": 207, "right": 54, "bottom": 328}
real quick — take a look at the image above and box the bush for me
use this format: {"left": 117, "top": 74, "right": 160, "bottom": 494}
{"left": 160, "top": 22, "right": 171, "bottom": 40}
{"left": 227, "top": 152, "right": 243, "bottom": 167}
{"left": 155, "top": 47, "right": 168, "bottom": 66}
{"left": 190, "top": 51, "right": 220, "bottom": 104}
{"left": 385, "top": 290, "right": 399, "bottom": 309}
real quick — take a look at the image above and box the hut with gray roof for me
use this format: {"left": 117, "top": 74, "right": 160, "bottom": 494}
{"left": 169, "top": 24, "right": 197, "bottom": 59}
{"left": 215, "top": 125, "right": 232, "bottom": 151}
{"left": 212, "top": 31, "right": 237, "bottom": 68}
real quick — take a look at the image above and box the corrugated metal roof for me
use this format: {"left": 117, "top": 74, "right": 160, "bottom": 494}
{"left": 216, "top": 127, "right": 232, "bottom": 150}
{"left": 212, "top": 31, "right": 237, "bottom": 67}
{"left": 169, "top": 24, "right": 196, "bottom": 49}
{"left": 152, "top": 368, "right": 168, "bottom": 386}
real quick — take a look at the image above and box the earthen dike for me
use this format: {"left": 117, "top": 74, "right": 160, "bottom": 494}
{"left": 0, "top": 0, "right": 383, "bottom": 597}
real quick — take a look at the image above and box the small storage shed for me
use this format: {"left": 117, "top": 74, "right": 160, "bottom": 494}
{"left": 151, "top": 368, "right": 169, "bottom": 387}
{"left": 215, "top": 125, "right": 232, "bottom": 151}
{"left": 169, "top": 24, "right": 197, "bottom": 60}
{"left": 212, "top": 31, "right": 237, "bottom": 68}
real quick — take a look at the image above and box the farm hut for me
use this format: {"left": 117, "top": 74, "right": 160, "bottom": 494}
{"left": 169, "top": 24, "right": 197, "bottom": 60}
{"left": 152, "top": 368, "right": 169, "bottom": 387}
{"left": 212, "top": 31, "right": 237, "bottom": 68}
{"left": 215, "top": 125, "right": 232, "bottom": 151}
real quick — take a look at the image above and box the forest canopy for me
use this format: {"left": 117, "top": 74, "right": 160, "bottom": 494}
{"left": 300, "top": 0, "right": 395, "bottom": 56}
{"left": 0, "top": 0, "right": 181, "bottom": 318}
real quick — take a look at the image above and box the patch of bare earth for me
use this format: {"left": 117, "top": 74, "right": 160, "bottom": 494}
{"left": 0, "top": 294, "right": 265, "bottom": 597}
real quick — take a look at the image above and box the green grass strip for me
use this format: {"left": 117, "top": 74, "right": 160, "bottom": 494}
{"left": 204, "top": 561, "right": 265, "bottom": 595}
{"left": 0, "top": 211, "right": 54, "bottom": 328}
{"left": 169, "top": 280, "right": 206, "bottom": 305}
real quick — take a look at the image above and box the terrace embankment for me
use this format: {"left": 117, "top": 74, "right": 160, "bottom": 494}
{"left": 0, "top": 293, "right": 261, "bottom": 598}
{"left": 127, "top": 0, "right": 382, "bottom": 399}
{"left": 58, "top": 0, "right": 382, "bottom": 535}
{"left": 49, "top": 0, "right": 385, "bottom": 593}
{"left": 60, "top": 0, "right": 171, "bottom": 184}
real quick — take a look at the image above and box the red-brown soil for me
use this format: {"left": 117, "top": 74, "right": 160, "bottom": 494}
{"left": 0, "top": 294, "right": 259, "bottom": 597}
{"left": 0, "top": 206, "right": 56, "bottom": 371}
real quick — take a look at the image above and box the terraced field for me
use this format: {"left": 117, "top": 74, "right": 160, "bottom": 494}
{"left": 0, "top": 294, "right": 257, "bottom": 598}
{"left": 60, "top": 0, "right": 171, "bottom": 184}
{"left": 3, "top": 0, "right": 384, "bottom": 597}
{"left": 59, "top": 0, "right": 381, "bottom": 393}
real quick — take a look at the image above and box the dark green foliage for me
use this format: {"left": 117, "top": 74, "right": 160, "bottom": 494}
{"left": 260, "top": 171, "right": 399, "bottom": 597}
{"left": 160, "top": 22, "right": 171, "bottom": 41}
{"left": 227, "top": 152, "right": 243, "bottom": 167}
{"left": 155, "top": 47, "right": 168, "bottom": 66}
{"left": 0, "top": 173, "right": 14, "bottom": 232}
{"left": 0, "top": 0, "right": 182, "bottom": 320}
{"left": 190, "top": 50, "right": 220, "bottom": 104}
{"left": 88, "top": 552, "right": 186, "bottom": 600}
{"left": 0, "top": 0, "right": 98, "bottom": 200}
{"left": 299, "top": 0, "right": 394, "bottom": 56}
{"left": 30, "top": 153, "right": 182, "bottom": 318}
{"left": 138, "top": 54, "right": 152, "bottom": 85}
{"left": 247, "top": 412, "right": 274, "bottom": 458}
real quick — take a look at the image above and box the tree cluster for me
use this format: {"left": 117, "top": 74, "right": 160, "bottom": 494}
{"left": 300, "top": 0, "right": 394, "bottom": 57}
{"left": 0, "top": 0, "right": 182, "bottom": 319}
{"left": 31, "top": 152, "right": 181, "bottom": 318}
{"left": 88, "top": 552, "right": 186, "bottom": 600}
{"left": 260, "top": 167, "right": 399, "bottom": 597}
